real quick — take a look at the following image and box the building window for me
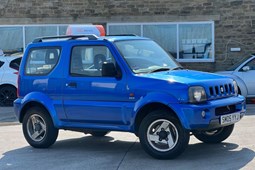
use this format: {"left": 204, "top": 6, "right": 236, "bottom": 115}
{"left": 0, "top": 27, "right": 23, "bottom": 54}
{"left": 59, "top": 26, "right": 68, "bottom": 35}
{"left": 108, "top": 25, "right": 141, "bottom": 36}
{"left": 25, "top": 26, "right": 58, "bottom": 45}
{"left": 0, "top": 25, "right": 68, "bottom": 55}
{"left": 143, "top": 24, "right": 177, "bottom": 59}
{"left": 107, "top": 22, "right": 214, "bottom": 62}
{"left": 179, "top": 23, "right": 213, "bottom": 61}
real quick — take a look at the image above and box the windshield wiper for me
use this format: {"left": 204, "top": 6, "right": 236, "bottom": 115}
{"left": 149, "top": 67, "right": 170, "bottom": 73}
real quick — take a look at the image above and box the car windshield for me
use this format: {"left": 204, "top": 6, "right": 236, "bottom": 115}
{"left": 226, "top": 56, "right": 251, "bottom": 71}
{"left": 115, "top": 40, "right": 181, "bottom": 74}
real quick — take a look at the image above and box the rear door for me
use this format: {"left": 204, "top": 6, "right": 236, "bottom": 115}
{"left": 62, "top": 42, "right": 131, "bottom": 125}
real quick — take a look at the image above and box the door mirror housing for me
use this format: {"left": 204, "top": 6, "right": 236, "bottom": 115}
{"left": 102, "top": 62, "right": 122, "bottom": 78}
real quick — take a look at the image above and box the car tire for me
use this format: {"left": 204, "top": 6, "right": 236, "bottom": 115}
{"left": 22, "top": 107, "right": 59, "bottom": 148}
{"left": 0, "top": 85, "right": 17, "bottom": 106}
{"left": 193, "top": 124, "right": 234, "bottom": 143}
{"left": 138, "top": 110, "right": 190, "bottom": 159}
{"left": 86, "top": 131, "right": 110, "bottom": 137}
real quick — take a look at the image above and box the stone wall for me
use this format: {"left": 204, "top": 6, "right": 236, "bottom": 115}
{"left": 1, "top": 0, "right": 255, "bottom": 72}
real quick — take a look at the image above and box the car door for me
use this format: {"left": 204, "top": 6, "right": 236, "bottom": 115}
{"left": 62, "top": 42, "right": 132, "bottom": 125}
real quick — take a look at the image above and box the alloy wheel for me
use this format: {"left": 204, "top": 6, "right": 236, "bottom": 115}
{"left": 147, "top": 119, "right": 179, "bottom": 152}
{"left": 26, "top": 114, "right": 47, "bottom": 142}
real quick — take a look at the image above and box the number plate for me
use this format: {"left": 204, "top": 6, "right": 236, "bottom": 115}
{"left": 220, "top": 113, "right": 240, "bottom": 125}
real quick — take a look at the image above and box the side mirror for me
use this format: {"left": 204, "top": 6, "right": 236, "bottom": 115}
{"left": 242, "top": 66, "right": 250, "bottom": 72}
{"left": 102, "top": 62, "right": 122, "bottom": 78}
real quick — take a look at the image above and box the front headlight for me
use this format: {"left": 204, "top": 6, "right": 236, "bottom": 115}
{"left": 189, "top": 86, "right": 207, "bottom": 103}
{"left": 233, "top": 81, "right": 238, "bottom": 96}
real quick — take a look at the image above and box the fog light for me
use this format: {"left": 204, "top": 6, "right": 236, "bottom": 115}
{"left": 201, "top": 110, "right": 206, "bottom": 118}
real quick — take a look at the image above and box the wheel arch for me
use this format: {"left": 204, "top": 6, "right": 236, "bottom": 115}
{"left": 134, "top": 102, "right": 179, "bottom": 135}
{"left": 16, "top": 91, "right": 63, "bottom": 128}
{"left": 19, "top": 101, "right": 51, "bottom": 123}
{"left": 0, "top": 83, "right": 17, "bottom": 89}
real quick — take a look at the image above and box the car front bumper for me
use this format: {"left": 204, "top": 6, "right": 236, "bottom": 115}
{"left": 170, "top": 95, "right": 246, "bottom": 130}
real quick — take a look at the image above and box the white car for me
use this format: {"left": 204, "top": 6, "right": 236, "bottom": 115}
{"left": 0, "top": 56, "right": 21, "bottom": 106}
{"left": 217, "top": 55, "right": 255, "bottom": 98}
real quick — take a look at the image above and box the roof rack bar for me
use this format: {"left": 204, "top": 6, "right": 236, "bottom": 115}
{"left": 32, "top": 34, "right": 98, "bottom": 43}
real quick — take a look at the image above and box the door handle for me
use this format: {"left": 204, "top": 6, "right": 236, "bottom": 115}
{"left": 66, "top": 82, "right": 77, "bottom": 88}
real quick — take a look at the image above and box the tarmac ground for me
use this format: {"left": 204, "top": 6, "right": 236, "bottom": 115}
{"left": 0, "top": 105, "right": 254, "bottom": 170}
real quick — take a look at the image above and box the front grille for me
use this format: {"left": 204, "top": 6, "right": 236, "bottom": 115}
{"left": 215, "top": 105, "right": 236, "bottom": 116}
{"left": 208, "top": 83, "right": 234, "bottom": 99}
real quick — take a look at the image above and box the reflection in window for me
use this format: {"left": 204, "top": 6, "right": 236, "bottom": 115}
{"left": 115, "top": 40, "right": 179, "bottom": 74}
{"left": 179, "top": 24, "right": 212, "bottom": 60}
{"left": 108, "top": 22, "right": 214, "bottom": 62}
{"left": 0, "top": 27, "right": 23, "bottom": 54}
{"left": 143, "top": 25, "right": 177, "bottom": 58}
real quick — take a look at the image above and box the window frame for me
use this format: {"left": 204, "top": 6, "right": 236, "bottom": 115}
{"left": 0, "top": 26, "right": 24, "bottom": 54}
{"left": 107, "top": 21, "right": 215, "bottom": 62}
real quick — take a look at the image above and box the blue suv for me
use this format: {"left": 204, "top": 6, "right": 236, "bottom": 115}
{"left": 14, "top": 35, "right": 246, "bottom": 159}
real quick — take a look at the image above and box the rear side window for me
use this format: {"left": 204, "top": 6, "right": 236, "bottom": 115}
{"left": 9, "top": 57, "right": 21, "bottom": 71}
{"left": 25, "top": 47, "right": 61, "bottom": 75}
{"left": 0, "top": 61, "right": 4, "bottom": 68}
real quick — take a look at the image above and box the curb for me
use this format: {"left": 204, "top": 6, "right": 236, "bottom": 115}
{"left": 0, "top": 122, "right": 20, "bottom": 127}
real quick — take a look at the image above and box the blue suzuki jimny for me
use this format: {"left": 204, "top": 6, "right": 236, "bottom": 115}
{"left": 14, "top": 34, "right": 246, "bottom": 159}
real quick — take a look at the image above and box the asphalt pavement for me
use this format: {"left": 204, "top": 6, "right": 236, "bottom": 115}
{"left": 0, "top": 107, "right": 18, "bottom": 126}
{"left": 0, "top": 105, "right": 255, "bottom": 170}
